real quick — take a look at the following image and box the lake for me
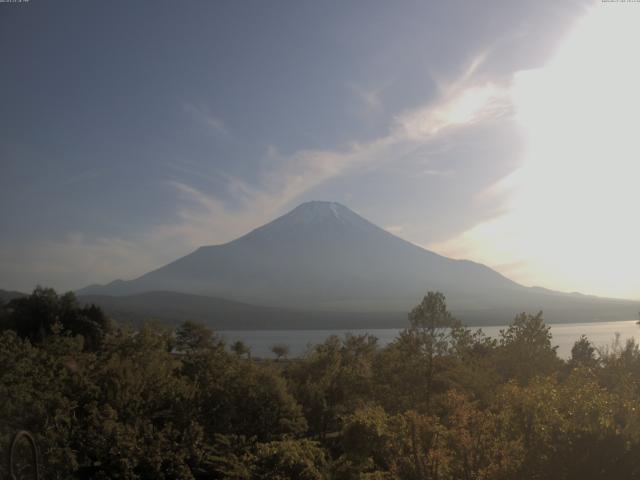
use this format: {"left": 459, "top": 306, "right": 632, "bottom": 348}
{"left": 219, "top": 320, "right": 640, "bottom": 359}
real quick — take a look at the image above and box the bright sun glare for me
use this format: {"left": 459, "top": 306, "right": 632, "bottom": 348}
{"left": 437, "top": 4, "right": 640, "bottom": 299}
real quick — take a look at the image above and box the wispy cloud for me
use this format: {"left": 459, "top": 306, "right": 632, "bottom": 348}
{"left": 385, "top": 225, "right": 405, "bottom": 235}
{"left": 153, "top": 54, "right": 514, "bottom": 247}
{"left": 421, "top": 168, "right": 455, "bottom": 177}
{"left": 59, "top": 170, "right": 101, "bottom": 187}
{"left": 350, "top": 83, "right": 385, "bottom": 117}
{"left": 182, "top": 102, "right": 230, "bottom": 136}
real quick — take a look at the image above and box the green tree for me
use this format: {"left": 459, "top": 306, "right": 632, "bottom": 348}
{"left": 496, "top": 311, "right": 561, "bottom": 384}
{"left": 334, "top": 405, "right": 394, "bottom": 479}
{"left": 231, "top": 340, "right": 251, "bottom": 359}
{"left": 271, "top": 343, "right": 290, "bottom": 362}
{"left": 250, "top": 439, "right": 329, "bottom": 480}
{"left": 0, "top": 330, "right": 92, "bottom": 478}
{"left": 569, "top": 334, "right": 598, "bottom": 369}
{"left": 376, "top": 292, "right": 460, "bottom": 413}
{"left": 598, "top": 335, "right": 640, "bottom": 393}
{"left": 0, "top": 298, "right": 7, "bottom": 326}
{"left": 442, "top": 391, "right": 523, "bottom": 480}
{"left": 78, "top": 325, "right": 201, "bottom": 479}
{"left": 175, "top": 320, "right": 220, "bottom": 352}
{"left": 181, "top": 344, "right": 306, "bottom": 445}
{"left": 447, "top": 327, "right": 501, "bottom": 405}
{"left": 2, "top": 287, "right": 111, "bottom": 350}
{"left": 287, "top": 334, "right": 378, "bottom": 439}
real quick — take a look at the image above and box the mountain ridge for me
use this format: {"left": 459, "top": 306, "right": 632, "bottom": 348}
{"left": 77, "top": 201, "right": 638, "bottom": 324}
{"left": 78, "top": 201, "right": 521, "bottom": 308}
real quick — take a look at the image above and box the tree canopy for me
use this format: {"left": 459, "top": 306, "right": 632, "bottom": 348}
{"left": 2, "top": 288, "right": 640, "bottom": 479}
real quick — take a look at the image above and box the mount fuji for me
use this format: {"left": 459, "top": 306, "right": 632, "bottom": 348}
{"left": 78, "top": 201, "right": 638, "bottom": 326}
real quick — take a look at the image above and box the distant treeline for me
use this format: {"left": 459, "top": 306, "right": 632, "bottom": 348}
{"left": 1, "top": 287, "right": 640, "bottom": 479}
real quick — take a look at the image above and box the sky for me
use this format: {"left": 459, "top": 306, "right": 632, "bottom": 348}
{"left": 1, "top": 0, "right": 638, "bottom": 300}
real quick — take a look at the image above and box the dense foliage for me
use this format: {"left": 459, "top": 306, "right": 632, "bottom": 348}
{"left": 2, "top": 288, "right": 640, "bottom": 479}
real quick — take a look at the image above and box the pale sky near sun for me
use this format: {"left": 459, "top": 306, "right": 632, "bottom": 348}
{"left": 1, "top": 1, "right": 638, "bottom": 300}
{"left": 430, "top": 5, "right": 640, "bottom": 300}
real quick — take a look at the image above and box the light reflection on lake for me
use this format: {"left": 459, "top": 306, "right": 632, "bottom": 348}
{"left": 219, "top": 320, "right": 639, "bottom": 359}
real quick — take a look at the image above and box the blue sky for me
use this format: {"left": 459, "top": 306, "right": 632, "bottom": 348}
{"left": 4, "top": 0, "right": 638, "bottom": 300}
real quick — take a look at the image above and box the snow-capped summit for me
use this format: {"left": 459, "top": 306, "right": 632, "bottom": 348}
{"left": 261, "top": 201, "right": 367, "bottom": 227}
{"left": 289, "top": 201, "right": 347, "bottom": 222}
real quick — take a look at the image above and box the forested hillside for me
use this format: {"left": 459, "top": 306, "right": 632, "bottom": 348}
{"left": 2, "top": 288, "right": 640, "bottom": 479}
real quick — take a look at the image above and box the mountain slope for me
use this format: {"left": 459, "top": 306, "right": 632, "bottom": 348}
{"left": 79, "top": 202, "right": 520, "bottom": 309}
{"left": 78, "top": 201, "right": 638, "bottom": 323}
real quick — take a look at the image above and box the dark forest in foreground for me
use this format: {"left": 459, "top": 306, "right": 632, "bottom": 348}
{"left": 2, "top": 288, "right": 640, "bottom": 479}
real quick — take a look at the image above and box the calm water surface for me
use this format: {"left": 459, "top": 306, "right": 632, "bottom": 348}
{"left": 220, "top": 320, "right": 639, "bottom": 359}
